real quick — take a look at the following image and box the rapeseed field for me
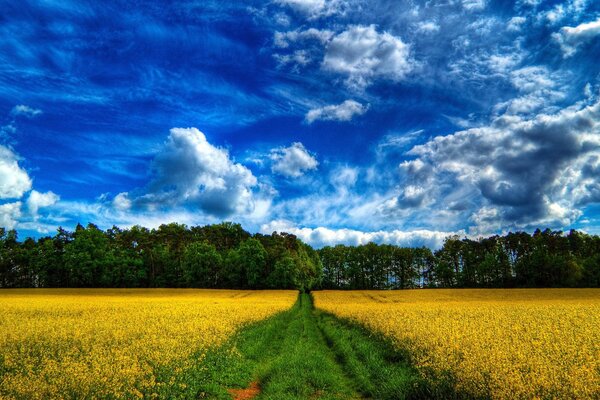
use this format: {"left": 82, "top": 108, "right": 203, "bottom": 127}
{"left": 0, "top": 289, "right": 296, "bottom": 399}
{"left": 313, "top": 289, "right": 600, "bottom": 399}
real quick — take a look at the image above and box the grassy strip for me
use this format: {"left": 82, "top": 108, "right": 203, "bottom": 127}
{"left": 153, "top": 293, "right": 465, "bottom": 399}
{"left": 313, "top": 302, "right": 468, "bottom": 400}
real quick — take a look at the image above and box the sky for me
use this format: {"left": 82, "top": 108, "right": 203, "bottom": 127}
{"left": 1, "top": 0, "right": 600, "bottom": 248}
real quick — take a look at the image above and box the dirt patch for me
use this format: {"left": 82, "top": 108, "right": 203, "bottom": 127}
{"left": 227, "top": 381, "right": 260, "bottom": 400}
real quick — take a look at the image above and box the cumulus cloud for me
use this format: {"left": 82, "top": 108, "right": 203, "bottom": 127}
{"left": 387, "top": 185, "right": 429, "bottom": 209}
{"left": 0, "top": 145, "right": 32, "bottom": 199}
{"left": 322, "top": 25, "right": 413, "bottom": 88}
{"left": 0, "top": 202, "right": 22, "bottom": 230}
{"left": 0, "top": 146, "right": 59, "bottom": 231}
{"left": 11, "top": 104, "right": 42, "bottom": 118}
{"left": 125, "top": 128, "right": 258, "bottom": 217}
{"left": 553, "top": 17, "right": 600, "bottom": 57}
{"left": 270, "top": 142, "right": 318, "bottom": 178}
{"left": 402, "top": 99, "right": 600, "bottom": 231}
{"left": 305, "top": 100, "right": 368, "bottom": 123}
{"left": 261, "top": 220, "right": 457, "bottom": 249}
{"left": 27, "top": 190, "right": 59, "bottom": 216}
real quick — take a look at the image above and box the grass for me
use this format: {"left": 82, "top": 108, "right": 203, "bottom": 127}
{"left": 157, "top": 293, "right": 436, "bottom": 399}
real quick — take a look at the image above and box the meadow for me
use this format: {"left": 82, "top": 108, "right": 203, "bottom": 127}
{"left": 314, "top": 289, "right": 600, "bottom": 399}
{"left": 0, "top": 289, "right": 297, "bottom": 399}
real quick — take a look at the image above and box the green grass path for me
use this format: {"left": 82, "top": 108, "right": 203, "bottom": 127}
{"left": 160, "top": 293, "right": 432, "bottom": 399}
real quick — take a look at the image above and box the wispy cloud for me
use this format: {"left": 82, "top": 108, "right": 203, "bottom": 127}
{"left": 305, "top": 100, "right": 368, "bottom": 123}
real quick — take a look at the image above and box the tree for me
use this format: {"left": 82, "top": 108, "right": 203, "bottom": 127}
{"left": 182, "top": 242, "right": 222, "bottom": 287}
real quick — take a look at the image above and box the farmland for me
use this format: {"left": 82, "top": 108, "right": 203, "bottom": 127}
{"left": 1, "top": 288, "right": 599, "bottom": 399}
{"left": 0, "top": 289, "right": 297, "bottom": 399}
{"left": 314, "top": 289, "right": 600, "bottom": 399}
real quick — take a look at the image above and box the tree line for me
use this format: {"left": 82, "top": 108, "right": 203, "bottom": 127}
{"left": 319, "top": 229, "right": 600, "bottom": 289}
{"left": 0, "top": 222, "right": 321, "bottom": 291}
{"left": 1, "top": 224, "right": 599, "bottom": 290}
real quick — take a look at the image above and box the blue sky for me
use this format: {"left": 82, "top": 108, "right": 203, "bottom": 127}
{"left": 1, "top": 0, "right": 600, "bottom": 248}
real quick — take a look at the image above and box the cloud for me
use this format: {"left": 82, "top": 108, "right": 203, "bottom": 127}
{"left": 261, "top": 220, "right": 457, "bottom": 249}
{"left": 273, "top": 50, "right": 312, "bottom": 68}
{"left": 417, "top": 21, "right": 440, "bottom": 33}
{"left": 462, "top": 0, "right": 486, "bottom": 11}
{"left": 542, "top": 0, "right": 590, "bottom": 25}
{"left": 274, "top": 28, "right": 334, "bottom": 48}
{"left": 0, "top": 202, "right": 22, "bottom": 230}
{"left": 329, "top": 166, "right": 358, "bottom": 191}
{"left": 553, "top": 17, "right": 600, "bottom": 57}
{"left": 112, "top": 192, "right": 132, "bottom": 211}
{"left": 322, "top": 25, "right": 414, "bottom": 88}
{"left": 11, "top": 104, "right": 43, "bottom": 118}
{"left": 305, "top": 100, "right": 368, "bottom": 123}
{"left": 270, "top": 142, "right": 318, "bottom": 178}
{"left": 0, "top": 145, "right": 32, "bottom": 199}
{"left": 27, "top": 190, "right": 60, "bottom": 216}
{"left": 493, "top": 66, "right": 567, "bottom": 116}
{"left": 125, "top": 128, "right": 258, "bottom": 217}
{"left": 274, "top": 0, "right": 348, "bottom": 19}
{"left": 388, "top": 185, "right": 429, "bottom": 209}
{"left": 402, "top": 99, "right": 600, "bottom": 231}
{"left": 0, "top": 147, "right": 59, "bottom": 231}
{"left": 507, "top": 16, "right": 527, "bottom": 32}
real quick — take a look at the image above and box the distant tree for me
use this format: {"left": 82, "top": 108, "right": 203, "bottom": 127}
{"left": 182, "top": 242, "right": 222, "bottom": 287}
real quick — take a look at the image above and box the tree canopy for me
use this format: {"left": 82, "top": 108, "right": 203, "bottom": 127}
{"left": 1, "top": 225, "right": 599, "bottom": 290}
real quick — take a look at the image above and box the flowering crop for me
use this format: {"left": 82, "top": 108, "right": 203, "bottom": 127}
{"left": 313, "top": 289, "right": 600, "bottom": 399}
{"left": 0, "top": 289, "right": 297, "bottom": 399}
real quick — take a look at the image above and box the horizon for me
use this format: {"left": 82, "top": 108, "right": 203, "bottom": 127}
{"left": 2, "top": 0, "right": 600, "bottom": 249}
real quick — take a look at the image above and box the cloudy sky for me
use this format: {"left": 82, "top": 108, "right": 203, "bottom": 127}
{"left": 1, "top": 0, "right": 600, "bottom": 248}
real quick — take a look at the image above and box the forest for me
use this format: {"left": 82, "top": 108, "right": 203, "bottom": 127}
{"left": 0, "top": 223, "right": 599, "bottom": 290}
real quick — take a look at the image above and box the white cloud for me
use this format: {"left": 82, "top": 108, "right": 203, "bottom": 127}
{"left": 261, "top": 219, "right": 457, "bottom": 249}
{"left": 507, "top": 16, "right": 527, "bottom": 32}
{"left": 275, "top": 0, "right": 348, "bottom": 19}
{"left": 274, "top": 50, "right": 311, "bottom": 68}
{"left": 322, "top": 25, "right": 413, "bottom": 88}
{"left": 553, "top": 17, "right": 600, "bottom": 57}
{"left": 0, "top": 146, "right": 61, "bottom": 231}
{"left": 0, "top": 202, "right": 22, "bottom": 230}
{"left": 493, "top": 66, "right": 567, "bottom": 116}
{"left": 417, "top": 21, "right": 440, "bottom": 33}
{"left": 305, "top": 100, "right": 368, "bottom": 123}
{"left": 113, "top": 192, "right": 132, "bottom": 211}
{"left": 274, "top": 28, "right": 333, "bottom": 48}
{"left": 542, "top": 0, "right": 589, "bottom": 25}
{"left": 462, "top": 0, "right": 486, "bottom": 11}
{"left": 270, "top": 142, "right": 318, "bottom": 178}
{"left": 0, "top": 145, "right": 32, "bottom": 199}
{"left": 330, "top": 166, "right": 358, "bottom": 191}
{"left": 27, "top": 190, "right": 59, "bottom": 216}
{"left": 11, "top": 104, "right": 42, "bottom": 118}
{"left": 129, "top": 128, "right": 259, "bottom": 217}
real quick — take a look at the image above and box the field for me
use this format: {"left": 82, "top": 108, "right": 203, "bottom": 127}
{"left": 313, "top": 289, "right": 600, "bottom": 399}
{"left": 0, "top": 289, "right": 297, "bottom": 399}
{"left": 1, "top": 289, "right": 599, "bottom": 399}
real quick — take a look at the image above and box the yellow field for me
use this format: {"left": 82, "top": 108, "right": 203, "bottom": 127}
{"left": 314, "top": 289, "right": 600, "bottom": 399}
{"left": 0, "top": 289, "right": 297, "bottom": 399}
